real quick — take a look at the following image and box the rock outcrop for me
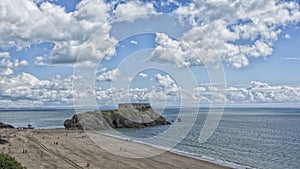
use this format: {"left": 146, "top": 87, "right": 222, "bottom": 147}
{"left": 0, "top": 122, "right": 14, "bottom": 129}
{"left": 64, "top": 114, "right": 83, "bottom": 130}
{"left": 0, "top": 138, "right": 8, "bottom": 144}
{"left": 64, "top": 107, "right": 170, "bottom": 130}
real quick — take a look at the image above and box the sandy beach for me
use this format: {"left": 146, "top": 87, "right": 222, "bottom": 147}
{"left": 0, "top": 128, "right": 230, "bottom": 169}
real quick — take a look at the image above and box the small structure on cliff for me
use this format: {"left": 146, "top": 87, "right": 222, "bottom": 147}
{"left": 118, "top": 103, "right": 151, "bottom": 109}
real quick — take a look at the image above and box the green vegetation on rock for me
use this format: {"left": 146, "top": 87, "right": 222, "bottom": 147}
{"left": 0, "top": 154, "right": 26, "bottom": 169}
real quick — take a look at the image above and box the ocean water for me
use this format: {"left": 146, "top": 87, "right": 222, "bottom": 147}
{"left": 0, "top": 109, "right": 75, "bottom": 129}
{"left": 0, "top": 108, "right": 299, "bottom": 169}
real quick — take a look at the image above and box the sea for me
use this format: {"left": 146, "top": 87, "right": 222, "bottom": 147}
{"left": 0, "top": 108, "right": 299, "bottom": 169}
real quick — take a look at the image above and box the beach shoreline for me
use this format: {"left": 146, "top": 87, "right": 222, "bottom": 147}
{"left": 0, "top": 128, "right": 231, "bottom": 169}
{"left": 96, "top": 132, "right": 248, "bottom": 169}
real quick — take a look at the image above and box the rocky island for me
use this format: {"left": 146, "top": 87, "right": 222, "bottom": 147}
{"left": 64, "top": 103, "right": 170, "bottom": 130}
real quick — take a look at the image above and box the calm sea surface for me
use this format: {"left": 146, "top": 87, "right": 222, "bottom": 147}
{"left": 0, "top": 109, "right": 74, "bottom": 129}
{"left": 0, "top": 108, "right": 299, "bottom": 169}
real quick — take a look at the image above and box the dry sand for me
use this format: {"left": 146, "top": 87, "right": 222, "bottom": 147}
{"left": 0, "top": 129, "right": 230, "bottom": 169}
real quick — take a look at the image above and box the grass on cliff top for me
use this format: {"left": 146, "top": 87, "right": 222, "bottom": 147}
{"left": 81, "top": 108, "right": 160, "bottom": 121}
{"left": 0, "top": 154, "right": 26, "bottom": 169}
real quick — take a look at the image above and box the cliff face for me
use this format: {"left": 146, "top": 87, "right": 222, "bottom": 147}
{"left": 64, "top": 107, "right": 170, "bottom": 130}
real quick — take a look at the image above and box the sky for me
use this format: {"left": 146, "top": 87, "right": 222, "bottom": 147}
{"left": 0, "top": 0, "right": 300, "bottom": 108}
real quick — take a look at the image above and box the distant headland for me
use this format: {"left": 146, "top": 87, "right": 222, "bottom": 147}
{"left": 64, "top": 103, "right": 170, "bottom": 130}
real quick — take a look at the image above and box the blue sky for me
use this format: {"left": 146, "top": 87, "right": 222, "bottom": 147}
{"left": 0, "top": 0, "right": 300, "bottom": 108}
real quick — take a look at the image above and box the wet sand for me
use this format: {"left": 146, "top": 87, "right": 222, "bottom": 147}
{"left": 0, "top": 129, "right": 230, "bottom": 169}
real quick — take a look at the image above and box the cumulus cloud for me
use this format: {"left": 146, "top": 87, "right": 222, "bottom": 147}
{"left": 130, "top": 40, "right": 138, "bottom": 45}
{"left": 98, "top": 67, "right": 108, "bottom": 73}
{"left": 1, "top": 0, "right": 73, "bottom": 47}
{"left": 150, "top": 33, "right": 193, "bottom": 67}
{"left": 225, "top": 81, "right": 300, "bottom": 104}
{"left": 0, "top": 68, "right": 14, "bottom": 76}
{"left": 285, "top": 34, "right": 291, "bottom": 39}
{"left": 0, "top": 52, "right": 28, "bottom": 75}
{"left": 123, "top": 77, "right": 133, "bottom": 82}
{"left": 0, "top": 70, "right": 299, "bottom": 107}
{"left": 0, "top": 0, "right": 117, "bottom": 66}
{"left": 96, "top": 87, "right": 150, "bottom": 105}
{"left": 183, "top": 81, "right": 299, "bottom": 105}
{"left": 3, "top": 0, "right": 297, "bottom": 69}
{"left": 0, "top": 52, "right": 10, "bottom": 58}
{"left": 34, "top": 56, "right": 46, "bottom": 66}
{"left": 97, "top": 69, "right": 121, "bottom": 81}
{"left": 150, "top": 0, "right": 300, "bottom": 68}
{"left": 97, "top": 73, "right": 182, "bottom": 105}
{"left": 139, "top": 73, "right": 148, "bottom": 78}
{"left": 0, "top": 0, "right": 300, "bottom": 108}
{"left": 98, "top": 80, "right": 300, "bottom": 106}
{"left": 113, "top": 1, "right": 156, "bottom": 22}
{"left": 155, "top": 73, "right": 180, "bottom": 95}
{"left": 0, "top": 57, "right": 28, "bottom": 69}
{"left": 0, "top": 72, "right": 80, "bottom": 107}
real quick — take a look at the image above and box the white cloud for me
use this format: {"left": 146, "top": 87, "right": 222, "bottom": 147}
{"left": 0, "top": 0, "right": 72, "bottom": 47}
{"left": 97, "top": 73, "right": 182, "bottom": 105}
{"left": 0, "top": 0, "right": 117, "bottom": 66}
{"left": 0, "top": 70, "right": 299, "bottom": 107}
{"left": 123, "top": 77, "right": 133, "bottom": 82}
{"left": 225, "top": 52, "right": 250, "bottom": 68}
{"left": 96, "top": 87, "right": 151, "bottom": 105}
{"left": 0, "top": 68, "right": 14, "bottom": 76}
{"left": 139, "top": 73, "right": 148, "bottom": 78}
{"left": 0, "top": 72, "right": 73, "bottom": 107}
{"left": 113, "top": 1, "right": 156, "bottom": 22}
{"left": 150, "top": 33, "right": 192, "bottom": 67}
{"left": 96, "top": 80, "right": 300, "bottom": 106}
{"left": 155, "top": 73, "right": 176, "bottom": 88}
{"left": 0, "top": 52, "right": 10, "bottom": 58}
{"left": 192, "top": 81, "right": 300, "bottom": 104}
{"left": 0, "top": 52, "right": 28, "bottom": 75}
{"left": 225, "top": 81, "right": 300, "bottom": 104}
{"left": 98, "top": 67, "right": 108, "bottom": 73}
{"left": 149, "top": 0, "right": 300, "bottom": 68}
{"left": 130, "top": 40, "right": 138, "bottom": 45}
{"left": 194, "top": 86, "right": 206, "bottom": 92}
{"left": 2, "top": 0, "right": 298, "bottom": 69}
{"left": 0, "top": 58, "right": 28, "bottom": 68}
{"left": 155, "top": 73, "right": 180, "bottom": 95}
{"left": 285, "top": 34, "right": 291, "bottom": 39}
{"left": 97, "top": 69, "right": 121, "bottom": 81}
{"left": 0, "top": 0, "right": 300, "bottom": 108}
{"left": 283, "top": 57, "right": 300, "bottom": 61}
{"left": 34, "top": 56, "right": 46, "bottom": 66}
{"left": 14, "top": 59, "right": 28, "bottom": 67}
